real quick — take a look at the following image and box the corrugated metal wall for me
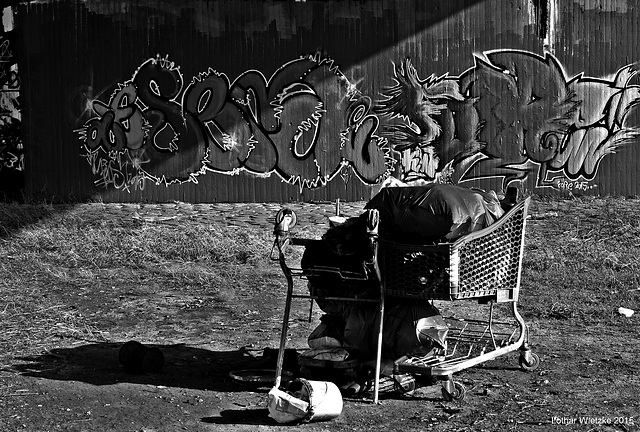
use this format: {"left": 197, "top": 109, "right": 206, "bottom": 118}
{"left": 11, "top": 0, "right": 640, "bottom": 202}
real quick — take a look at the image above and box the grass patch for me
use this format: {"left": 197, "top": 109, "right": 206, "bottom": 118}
{"left": 522, "top": 197, "right": 640, "bottom": 322}
{"left": 0, "top": 204, "right": 276, "bottom": 364}
{"left": 1, "top": 197, "right": 639, "bottom": 366}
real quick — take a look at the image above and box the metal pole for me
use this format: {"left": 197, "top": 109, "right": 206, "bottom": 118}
{"left": 274, "top": 259, "right": 294, "bottom": 390}
{"left": 366, "top": 209, "right": 383, "bottom": 404}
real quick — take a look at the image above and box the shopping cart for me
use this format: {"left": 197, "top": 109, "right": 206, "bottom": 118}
{"left": 270, "top": 196, "right": 539, "bottom": 403}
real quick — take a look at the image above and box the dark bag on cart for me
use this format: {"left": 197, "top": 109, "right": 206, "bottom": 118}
{"left": 365, "top": 184, "right": 505, "bottom": 244}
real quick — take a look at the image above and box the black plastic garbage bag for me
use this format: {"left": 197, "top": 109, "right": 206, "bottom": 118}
{"left": 365, "top": 184, "right": 505, "bottom": 244}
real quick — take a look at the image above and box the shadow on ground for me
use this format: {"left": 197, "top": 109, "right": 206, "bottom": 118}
{"left": 11, "top": 342, "right": 295, "bottom": 393}
{"left": 0, "top": 203, "right": 74, "bottom": 238}
{"left": 201, "top": 408, "right": 273, "bottom": 426}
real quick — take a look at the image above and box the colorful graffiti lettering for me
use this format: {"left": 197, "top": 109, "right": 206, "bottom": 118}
{"left": 85, "top": 149, "right": 146, "bottom": 193}
{"left": 77, "top": 54, "right": 393, "bottom": 192}
{"left": 78, "top": 49, "right": 640, "bottom": 194}
{"left": 0, "top": 30, "right": 24, "bottom": 200}
{"left": 0, "top": 35, "right": 22, "bottom": 166}
{"left": 552, "top": 179, "right": 596, "bottom": 193}
{"left": 378, "top": 50, "right": 640, "bottom": 190}
{"left": 376, "top": 58, "right": 472, "bottom": 183}
{"left": 0, "top": 117, "right": 21, "bottom": 170}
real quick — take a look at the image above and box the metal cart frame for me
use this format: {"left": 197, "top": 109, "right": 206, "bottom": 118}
{"left": 271, "top": 197, "right": 539, "bottom": 403}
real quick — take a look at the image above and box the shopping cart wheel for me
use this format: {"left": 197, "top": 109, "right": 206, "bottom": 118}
{"left": 518, "top": 351, "right": 540, "bottom": 372}
{"left": 441, "top": 380, "right": 466, "bottom": 402}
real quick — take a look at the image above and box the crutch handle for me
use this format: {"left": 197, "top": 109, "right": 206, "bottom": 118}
{"left": 274, "top": 208, "right": 297, "bottom": 235}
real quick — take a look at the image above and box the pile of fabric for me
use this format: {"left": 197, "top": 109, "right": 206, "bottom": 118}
{"left": 299, "top": 184, "right": 512, "bottom": 387}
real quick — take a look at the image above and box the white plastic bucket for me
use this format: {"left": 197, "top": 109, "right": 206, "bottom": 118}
{"left": 268, "top": 379, "right": 343, "bottom": 424}
{"left": 267, "top": 387, "right": 309, "bottom": 424}
{"left": 294, "top": 379, "right": 343, "bottom": 422}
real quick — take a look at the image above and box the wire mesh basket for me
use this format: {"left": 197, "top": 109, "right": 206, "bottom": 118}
{"left": 380, "top": 198, "right": 530, "bottom": 301}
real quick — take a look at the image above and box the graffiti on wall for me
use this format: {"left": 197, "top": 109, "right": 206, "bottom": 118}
{"left": 377, "top": 50, "right": 640, "bottom": 191}
{"left": 0, "top": 26, "right": 24, "bottom": 199}
{"left": 76, "top": 54, "right": 393, "bottom": 192}
{"left": 77, "top": 49, "right": 640, "bottom": 194}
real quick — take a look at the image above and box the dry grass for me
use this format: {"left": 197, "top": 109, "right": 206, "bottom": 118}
{"left": 1, "top": 196, "right": 639, "bottom": 369}
{"left": 0, "top": 204, "right": 275, "bottom": 366}
{"left": 522, "top": 197, "right": 640, "bottom": 322}
{"left": 1, "top": 197, "right": 640, "bottom": 432}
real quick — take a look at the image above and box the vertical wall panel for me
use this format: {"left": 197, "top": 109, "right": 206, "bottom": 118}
{"left": 10, "top": 0, "right": 640, "bottom": 202}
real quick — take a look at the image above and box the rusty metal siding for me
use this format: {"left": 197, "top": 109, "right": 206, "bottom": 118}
{"left": 11, "top": 0, "right": 640, "bottom": 202}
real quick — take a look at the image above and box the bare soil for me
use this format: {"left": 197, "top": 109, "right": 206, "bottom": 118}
{"left": 0, "top": 198, "right": 639, "bottom": 432}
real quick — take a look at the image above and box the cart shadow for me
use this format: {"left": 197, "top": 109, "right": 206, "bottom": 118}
{"left": 477, "top": 364, "right": 522, "bottom": 372}
{"left": 201, "top": 408, "right": 275, "bottom": 426}
{"left": 11, "top": 342, "right": 295, "bottom": 392}
{"left": 474, "top": 358, "right": 524, "bottom": 372}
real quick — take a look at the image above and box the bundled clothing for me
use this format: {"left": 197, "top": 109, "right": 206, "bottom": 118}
{"left": 302, "top": 184, "right": 508, "bottom": 361}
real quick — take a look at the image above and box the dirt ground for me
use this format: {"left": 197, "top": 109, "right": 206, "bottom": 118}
{"left": 1, "top": 198, "right": 639, "bottom": 432}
